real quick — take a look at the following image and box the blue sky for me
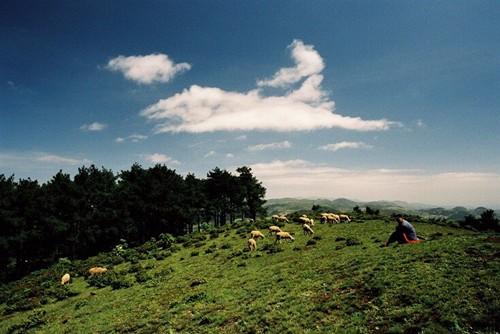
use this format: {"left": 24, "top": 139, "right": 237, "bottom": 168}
{"left": 1, "top": 1, "right": 499, "bottom": 206}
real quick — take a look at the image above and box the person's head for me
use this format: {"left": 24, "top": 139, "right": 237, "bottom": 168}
{"left": 394, "top": 214, "right": 404, "bottom": 224}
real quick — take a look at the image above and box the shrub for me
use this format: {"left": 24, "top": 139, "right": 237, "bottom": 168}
{"left": 221, "top": 243, "right": 231, "bottom": 249}
{"left": 191, "top": 251, "right": 200, "bottom": 257}
{"left": 306, "top": 239, "right": 317, "bottom": 246}
{"left": 190, "top": 278, "right": 207, "bottom": 287}
{"left": 261, "top": 243, "right": 283, "bottom": 254}
{"left": 345, "top": 238, "right": 362, "bottom": 246}
{"left": 157, "top": 233, "right": 175, "bottom": 249}
{"left": 135, "top": 272, "right": 152, "bottom": 285}
{"left": 7, "top": 309, "right": 46, "bottom": 334}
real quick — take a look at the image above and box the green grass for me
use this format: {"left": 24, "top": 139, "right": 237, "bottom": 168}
{"left": 1, "top": 219, "right": 499, "bottom": 333}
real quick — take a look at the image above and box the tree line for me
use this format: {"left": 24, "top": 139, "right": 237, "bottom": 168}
{"left": 0, "top": 164, "right": 266, "bottom": 282}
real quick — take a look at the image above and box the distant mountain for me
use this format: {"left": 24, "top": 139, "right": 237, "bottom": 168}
{"left": 264, "top": 198, "right": 499, "bottom": 221}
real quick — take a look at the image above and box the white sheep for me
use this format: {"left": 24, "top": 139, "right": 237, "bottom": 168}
{"left": 327, "top": 213, "right": 340, "bottom": 224}
{"left": 268, "top": 225, "right": 282, "bottom": 235}
{"left": 302, "top": 224, "right": 314, "bottom": 236}
{"left": 339, "top": 214, "right": 351, "bottom": 223}
{"left": 61, "top": 273, "right": 70, "bottom": 285}
{"left": 275, "top": 231, "right": 295, "bottom": 243}
{"left": 299, "top": 216, "right": 314, "bottom": 226}
{"left": 88, "top": 266, "right": 108, "bottom": 276}
{"left": 248, "top": 238, "right": 257, "bottom": 251}
{"left": 250, "top": 230, "right": 265, "bottom": 239}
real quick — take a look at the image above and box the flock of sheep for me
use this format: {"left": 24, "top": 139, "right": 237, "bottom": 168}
{"left": 59, "top": 212, "right": 351, "bottom": 285}
{"left": 247, "top": 212, "right": 351, "bottom": 251}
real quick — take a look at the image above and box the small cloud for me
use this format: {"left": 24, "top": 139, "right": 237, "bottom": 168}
{"left": 115, "top": 134, "right": 148, "bottom": 143}
{"left": 106, "top": 53, "right": 191, "bottom": 84}
{"left": 236, "top": 135, "right": 247, "bottom": 141}
{"left": 80, "top": 122, "right": 107, "bottom": 132}
{"left": 35, "top": 154, "right": 89, "bottom": 165}
{"left": 247, "top": 141, "right": 292, "bottom": 152}
{"left": 204, "top": 150, "right": 216, "bottom": 158}
{"left": 144, "top": 153, "right": 180, "bottom": 165}
{"left": 319, "top": 141, "right": 373, "bottom": 152}
{"left": 115, "top": 137, "right": 125, "bottom": 143}
{"left": 226, "top": 153, "right": 235, "bottom": 158}
{"left": 416, "top": 119, "right": 426, "bottom": 128}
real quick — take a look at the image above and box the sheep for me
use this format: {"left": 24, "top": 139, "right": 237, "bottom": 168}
{"left": 277, "top": 215, "right": 289, "bottom": 223}
{"left": 319, "top": 213, "right": 330, "bottom": 223}
{"left": 339, "top": 214, "right": 351, "bottom": 223}
{"left": 248, "top": 238, "right": 257, "bottom": 251}
{"left": 88, "top": 266, "right": 108, "bottom": 276}
{"left": 327, "top": 213, "right": 340, "bottom": 224}
{"left": 61, "top": 273, "right": 70, "bottom": 285}
{"left": 250, "top": 230, "right": 265, "bottom": 239}
{"left": 268, "top": 225, "right": 282, "bottom": 235}
{"left": 302, "top": 224, "right": 314, "bottom": 236}
{"left": 299, "top": 216, "right": 314, "bottom": 226}
{"left": 271, "top": 214, "right": 280, "bottom": 222}
{"left": 275, "top": 231, "right": 295, "bottom": 243}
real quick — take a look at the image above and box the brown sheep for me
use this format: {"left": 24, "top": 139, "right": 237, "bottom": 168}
{"left": 61, "top": 273, "right": 70, "bottom": 285}
{"left": 248, "top": 238, "right": 257, "bottom": 251}
{"left": 303, "top": 224, "right": 314, "bottom": 236}
{"left": 88, "top": 266, "right": 108, "bottom": 276}
{"left": 275, "top": 231, "right": 295, "bottom": 243}
{"left": 250, "top": 230, "right": 265, "bottom": 239}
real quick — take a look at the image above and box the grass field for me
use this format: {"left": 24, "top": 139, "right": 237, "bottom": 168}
{"left": 1, "top": 218, "right": 499, "bottom": 333}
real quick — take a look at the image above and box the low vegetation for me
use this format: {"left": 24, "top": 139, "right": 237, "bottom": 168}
{"left": 1, "top": 217, "right": 499, "bottom": 333}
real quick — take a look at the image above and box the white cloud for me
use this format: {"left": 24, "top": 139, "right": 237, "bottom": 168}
{"left": 257, "top": 39, "right": 325, "bottom": 87}
{"left": 204, "top": 150, "right": 216, "bottom": 158}
{"left": 416, "top": 119, "right": 426, "bottom": 128}
{"left": 144, "top": 153, "right": 180, "bottom": 165}
{"left": 246, "top": 160, "right": 500, "bottom": 207}
{"left": 235, "top": 135, "right": 247, "bottom": 140}
{"left": 0, "top": 152, "right": 91, "bottom": 166}
{"left": 226, "top": 153, "right": 235, "bottom": 158}
{"left": 80, "top": 122, "right": 107, "bottom": 132}
{"left": 247, "top": 140, "right": 292, "bottom": 151}
{"left": 115, "top": 134, "right": 148, "bottom": 143}
{"left": 106, "top": 53, "right": 191, "bottom": 84}
{"left": 141, "top": 40, "right": 396, "bottom": 133}
{"left": 319, "top": 141, "right": 373, "bottom": 152}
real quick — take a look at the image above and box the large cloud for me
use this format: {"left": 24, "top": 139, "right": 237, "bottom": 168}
{"left": 247, "top": 160, "right": 500, "bottom": 207}
{"left": 141, "top": 40, "right": 396, "bottom": 133}
{"left": 106, "top": 53, "right": 191, "bottom": 84}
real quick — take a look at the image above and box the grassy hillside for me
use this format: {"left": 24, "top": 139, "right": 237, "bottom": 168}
{"left": 1, "top": 217, "right": 499, "bottom": 333}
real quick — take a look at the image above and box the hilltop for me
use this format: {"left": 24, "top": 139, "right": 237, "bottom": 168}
{"left": 1, "top": 216, "right": 499, "bottom": 333}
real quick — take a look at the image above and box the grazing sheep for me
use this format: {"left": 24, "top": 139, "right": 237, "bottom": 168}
{"left": 250, "top": 230, "right": 265, "bottom": 239}
{"left": 299, "top": 216, "right": 314, "bottom": 226}
{"left": 303, "top": 224, "right": 314, "bottom": 236}
{"left": 271, "top": 214, "right": 280, "bottom": 222}
{"left": 327, "top": 213, "right": 340, "bottom": 224}
{"left": 268, "top": 225, "right": 282, "bottom": 235}
{"left": 319, "top": 213, "right": 329, "bottom": 223}
{"left": 61, "top": 273, "right": 70, "bottom": 285}
{"left": 88, "top": 266, "right": 108, "bottom": 276}
{"left": 248, "top": 238, "right": 257, "bottom": 251}
{"left": 339, "top": 214, "right": 351, "bottom": 223}
{"left": 277, "top": 215, "right": 289, "bottom": 223}
{"left": 275, "top": 231, "right": 295, "bottom": 243}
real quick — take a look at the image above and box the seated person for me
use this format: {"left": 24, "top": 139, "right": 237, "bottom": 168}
{"left": 385, "top": 215, "right": 421, "bottom": 246}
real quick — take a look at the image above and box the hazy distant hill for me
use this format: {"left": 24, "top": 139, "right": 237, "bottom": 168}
{"left": 265, "top": 198, "right": 499, "bottom": 221}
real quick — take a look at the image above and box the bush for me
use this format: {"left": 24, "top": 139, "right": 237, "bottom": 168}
{"left": 261, "top": 243, "right": 283, "bottom": 254}
{"left": 220, "top": 243, "right": 231, "bottom": 249}
{"left": 157, "top": 233, "right": 175, "bottom": 249}
{"left": 7, "top": 309, "right": 46, "bottom": 334}
{"left": 345, "top": 238, "right": 362, "bottom": 246}
{"left": 306, "top": 239, "right": 317, "bottom": 246}
{"left": 191, "top": 251, "right": 200, "bottom": 257}
{"left": 135, "top": 272, "right": 152, "bottom": 284}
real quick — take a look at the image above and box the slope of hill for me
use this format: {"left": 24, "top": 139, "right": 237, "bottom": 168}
{"left": 1, "top": 218, "right": 499, "bottom": 333}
